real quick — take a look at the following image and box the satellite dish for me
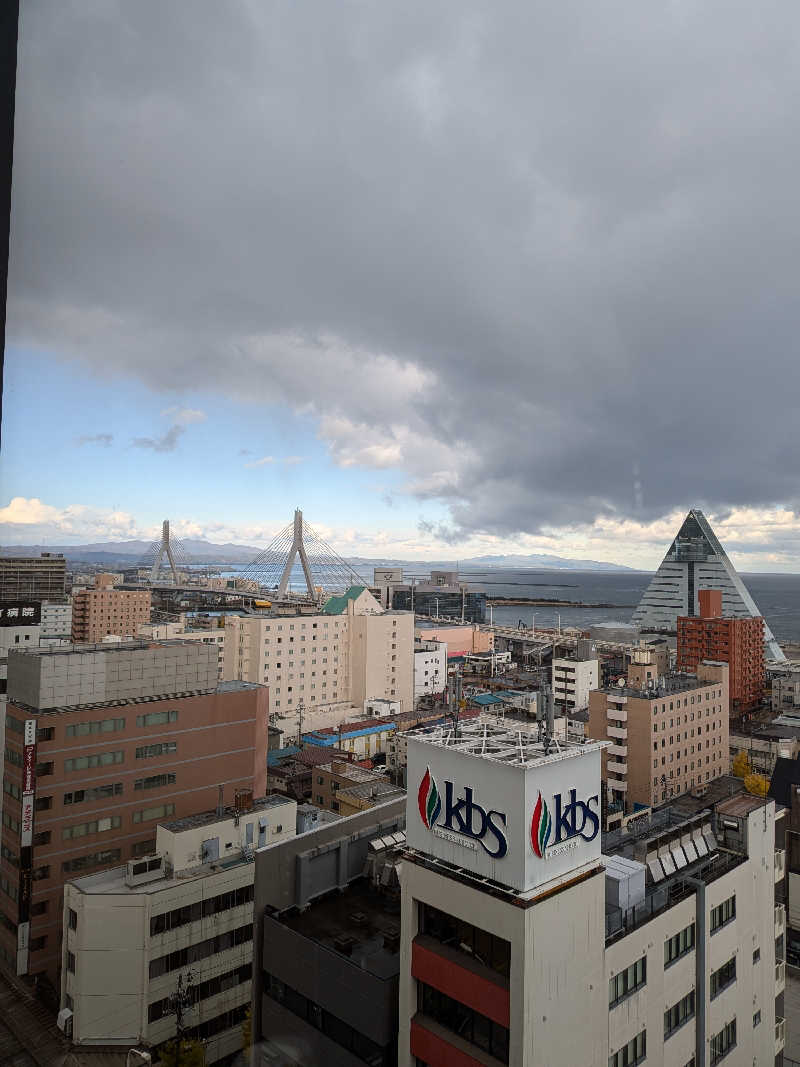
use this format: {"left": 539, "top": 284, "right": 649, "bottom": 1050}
{"left": 617, "top": 678, "right": 626, "bottom": 687}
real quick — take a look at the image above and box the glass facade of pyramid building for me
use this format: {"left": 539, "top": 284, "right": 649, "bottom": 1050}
{"left": 632, "top": 509, "right": 785, "bottom": 661}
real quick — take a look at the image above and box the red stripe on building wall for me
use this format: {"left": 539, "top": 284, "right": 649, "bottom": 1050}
{"left": 412, "top": 939, "right": 510, "bottom": 1027}
{"left": 410, "top": 1019, "right": 489, "bottom": 1067}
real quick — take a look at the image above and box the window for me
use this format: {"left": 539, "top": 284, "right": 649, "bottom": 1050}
{"left": 136, "top": 709, "right": 178, "bottom": 727}
{"left": 66, "top": 717, "right": 125, "bottom": 737}
{"left": 37, "top": 727, "right": 55, "bottom": 742}
{"left": 134, "top": 773, "right": 176, "bottom": 791}
{"left": 64, "top": 782, "right": 123, "bottom": 805}
{"left": 753, "top": 1010, "right": 761, "bottom": 1027}
{"left": 710, "top": 1019, "right": 736, "bottom": 1065}
{"left": 148, "top": 962, "right": 251, "bottom": 1022}
{"left": 2, "top": 811, "right": 20, "bottom": 834}
{"left": 710, "top": 957, "right": 736, "bottom": 999}
{"left": 65, "top": 750, "right": 124, "bottom": 772}
{"left": 2, "top": 778, "right": 21, "bottom": 801}
{"left": 32, "top": 830, "right": 51, "bottom": 846}
{"left": 32, "top": 865, "right": 50, "bottom": 880}
{"left": 665, "top": 991, "right": 695, "bottom": 1037}
{"left": 150, "top": 884, "right": 254, "bottom": 936}
{"left": 752, "top": 947, "right": 760, "bottom": 964}
{"left": 133, "top": 803, "right": 175, "bottom": 823}
{"left": 609, "top": 956, "right": 646, "bottom": 1007}
{"left": 68, "top": 908, "right": 78, "bottom": 931}
{"left": 609, "top": 1030, "right": 646, "bottom": 1067}
{"left": 29, "top": 936, "right": 47, "bottom": 951}
{"left": 135, "top": 741, "right": 177, "bottom": 759}
{"left": 710, "top": 895, "right": 736, "bottom": 933}
{"left": 131, "top": 839, "right": 156, "bottom": 857}
{"left": 63, "top": 815, "right": 121, "bottom": 840}
{"left": 62, "top": 849, "right": 121, "bottom": 873}
{"left": 418, "top": 982, "right": 509, "bottom": 1063}
{"left": 419, "top": 901, "right": 510, "bottom": 975}
{"left": 67, "top": 951, "right": 76, "bottom": 973}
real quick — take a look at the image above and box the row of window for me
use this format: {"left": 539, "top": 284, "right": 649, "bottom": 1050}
{"left": 135, "top": 742, "right": 176, "bottom": 759}
{"left": 609, "top": 956, "right": 646, "bottom": 1007}
{"left": 5, "top": 709, "right": 180, "bottom": 742}
{"left": 63, "top": 815, "right": 121, "bottom": 840}
{"left": 149, "top": 922, "right": 253, "bottom": 978}
{"left": 418, "top": 901, "right": 511, "bottom": 977}
{"left": 148, "top": 963, "right": 251, "bottom": 1022}
{"left": 133, "top": 803, "right": 175, "bottom": 824}
{"left": 149, "top": 883, "right": 254, "bottom": 935}
{"left": 62, "top": 848, "right": 121, "bottom": 873}
{"left": 65, "top": 751, "right": 124, "bottom": 772}
{"left": 664, "top": 991, "right": 695, "bottom": 1038}
{"left": 665, "top": 922, "right": 695, "bottom": 967}
{"left": 609, "top": 1030, "right": 645, "bottom": 1067}
{"left": 710, "top": 957, "right": 736, "bottom": 999}
{"left": 710, "top": 1019, "right": 736, "bottom": 1065}
{"left": 264, "top": 972, "right": 396, "bottom": 1067}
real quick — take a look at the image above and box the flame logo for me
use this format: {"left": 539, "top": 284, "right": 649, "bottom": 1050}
{"left": 530, "top": 791, "right": 551, "bottom": 858}
{"left": 418, "top": 765, "right": 441, "bottom": 829}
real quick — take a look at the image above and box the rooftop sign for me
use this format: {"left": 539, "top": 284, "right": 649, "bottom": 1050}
{"left": 406, "top": 723, "right": 605, "bottom": 894}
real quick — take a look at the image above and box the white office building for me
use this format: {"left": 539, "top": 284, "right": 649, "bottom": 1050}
{"left": 552, "top": 655, "right": 599, "bottom": 713}
{"left": 399, "top": 721, "right": 784, "bottom": 1066}
{"left": 61, "top": 793, "right": 296, "bottom": 1062}
{"left": 414, "top": 640, "right": 447, "bottom": 701}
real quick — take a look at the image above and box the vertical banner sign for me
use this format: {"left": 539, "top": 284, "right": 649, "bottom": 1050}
{"left": 17, "top": 720, "right": 37, "bottom": 975}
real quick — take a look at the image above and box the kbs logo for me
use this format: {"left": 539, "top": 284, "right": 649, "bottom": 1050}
{"left": 417, "top": 766, "right": 508, "bottom": 858}
{"left": 530, "top": 788, "right": 600, "bottom": 858}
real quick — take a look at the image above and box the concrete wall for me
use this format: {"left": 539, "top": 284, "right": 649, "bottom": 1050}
{"left": 7, "top": 641, "right": 218, "bottom": 710}
{"left": 415, "top": 624, "right": 492, "bottom": 655}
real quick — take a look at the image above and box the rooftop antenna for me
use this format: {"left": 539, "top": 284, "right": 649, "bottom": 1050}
{"left": 149, "top": 519, "right": 181, "bottom": 585}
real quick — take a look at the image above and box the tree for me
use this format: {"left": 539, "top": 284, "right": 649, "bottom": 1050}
{"left": 242, "top": 1007, "right": 252, "bottom": 1055}
{"left": 158, "top": 1038, "right": 206, "bottom": 1067}
{"left": 744, "top": 773, "right": 769, "bottom": 798}
{"left": 731, "top": 751, "right": 751, "bottom": 778}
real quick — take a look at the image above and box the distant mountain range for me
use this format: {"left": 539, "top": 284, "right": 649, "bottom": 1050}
{"left": 1, "top": 540, "right": 635, "bottom": 571}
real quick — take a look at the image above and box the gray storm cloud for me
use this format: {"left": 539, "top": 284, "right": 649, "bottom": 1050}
{"left": 8, "top": 0, "right": 800, "bottom": 538}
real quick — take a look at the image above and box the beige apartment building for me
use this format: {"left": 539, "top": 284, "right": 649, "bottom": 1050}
{"left": 224, "top": 586, "right": 413, "bottom": 735}
{"left": 587, "top": 660, "right": 730, "bottom": 813}
{"left": 71, "top": 573, "right": 151, "bottom": 643}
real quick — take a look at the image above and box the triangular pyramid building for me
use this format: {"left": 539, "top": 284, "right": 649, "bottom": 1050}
{"left": 632, "top": 508, "right": 785, "bottom": 661}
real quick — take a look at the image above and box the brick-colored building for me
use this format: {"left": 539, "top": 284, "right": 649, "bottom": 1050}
{"left": 71, "top": 573, "right": 151, "bottom": 643}
{"left": 0, "top": 641, "right": 268, "bottom": 990}
{"left": 677, "top": 588, "right": 765, "bottom": 712}
{"left": 587, "top": 660, "right": 729, "bottom": 813}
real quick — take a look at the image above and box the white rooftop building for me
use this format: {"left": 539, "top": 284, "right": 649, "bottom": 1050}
{"left": 61, "top": 793, "right": 297, "bottom": 1062}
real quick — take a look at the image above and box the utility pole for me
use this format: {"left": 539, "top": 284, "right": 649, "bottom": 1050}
{"left": 297, "top": 702, "right": 305, "bottom": 747}
{"left": 166, "top": 971, "right": 194, "bottom": 1067}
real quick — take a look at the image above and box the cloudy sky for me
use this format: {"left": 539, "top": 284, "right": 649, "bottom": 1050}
{"left": 3, "top": 1, "right": 800, "bottom": 570}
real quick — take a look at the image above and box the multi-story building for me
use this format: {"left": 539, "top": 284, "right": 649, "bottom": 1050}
{"left": 71, "top": 573, "right": 151, "bottom": 643}
{"left": 0, "top": 554, "right": 66, "bottom": 603}
{"left": 224, "top": 586, "right": 414, "bottom": 736}
{"left": 415, "top": 623, "right": 493, "bottom": 657}
{"left": 552, "top": 654, "right": 599, "bottom": 715}
{"left": 0, "top": 640, "right": 268, "bottom": 987}
{"left": 39, "top": 601, "right": 72, "bottom": 644}
{"left": 398, "top": 719, "right": 783, "bottom": 1066}
{"left": 391, "top": 570, "right": 487, "bottom": 624}
{"left": 677, "top": 589, "right": 765, "bottom": 713}
{"left": 770, "top": 664, "right": 800, "bottom": 714}
{"left": 587, "top": 661, "right": 730, "bottom": 813}
{"left": 252, "top": 796, "right": 406, "bottom": 1066}
{"left": 632, "top": 508, "right": 783, "bottom": 661}
{"left": 60, "top": 792, "right": 296, "bottom": 1061}
{"left": 414, "top": 639, "right": 447, "bottom": 703}
{"left": 138, "top": 620, "right": 226, "bottom": 679}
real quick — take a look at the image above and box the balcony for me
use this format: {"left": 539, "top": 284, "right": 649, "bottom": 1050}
{"left": 607, "top": 726, "right": 627, "bottom": 741}
{"left": 607, "top": 693, "right": 628, "bottom": 705}
{"left": 775, "top": 849, "right": 785, "bottom": 882}
{"left": 608, "top": 744, "right": 627, "bottom": 758}
{"left": 607, "top": 779, "right": 627, "bottom": 793}
{"left": 607, "top": 760, "right": 628, "bottom": 775}
{"left": 607, "top": 707, "right": 627, "bottom": 722}
{"left": 775, "top": 959, "right": 786, "bottom": 994}
{"left": 775, "top": 1017, "right": 785, "bottom": 1056}
{"left": 775, "top": 903, "right": 785, "bottom": 934}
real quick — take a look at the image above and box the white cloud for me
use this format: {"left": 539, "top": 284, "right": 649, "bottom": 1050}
{"left": 160, "top": 406, "right": 207, "bottom": 425}
{"left": 244, "top": 456, "right": 275, "bottom": 468}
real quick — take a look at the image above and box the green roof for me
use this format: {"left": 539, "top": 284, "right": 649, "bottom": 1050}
{"left": 321, "top": 585, "right": 368, "bottom": 615}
